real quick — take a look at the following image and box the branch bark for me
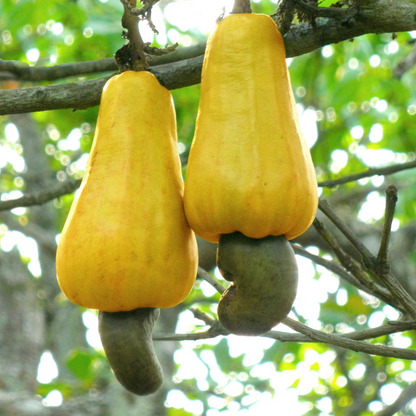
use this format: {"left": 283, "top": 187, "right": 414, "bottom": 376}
{"left": 375, "top": 382, "right": 416, "bottom": 416}
{"left": 0, "top": 56, "right": 203, "bottom": 115}
{"left": 191, "top": 266, "right": 416, "bottom": 361}
{"left": 1, "top": 0, "right": 416, "bottom": 114}
{"left": 318, "top": 160, "right": 416, "bottom": 188}
{"left": 0, "top": 43, "right": 206, "bottom": 82}
{"left": 318, "top": 199, "right": 416, "bottom": 319}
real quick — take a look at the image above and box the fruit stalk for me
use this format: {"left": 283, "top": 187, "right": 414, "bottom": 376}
{"left": 232, "top": 0, "right": 252, "bottom": 14}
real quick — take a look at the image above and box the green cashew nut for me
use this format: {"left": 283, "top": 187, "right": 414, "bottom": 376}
{"left": 98, "top": 308, "right": 163, "bottom": 395}
{"left": 217, "top": 232, "right": 298, "bottom": 336}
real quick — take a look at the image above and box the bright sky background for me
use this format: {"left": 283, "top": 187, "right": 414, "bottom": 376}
{"left": 1, "top": 0, "right": 413, "bottom": 413}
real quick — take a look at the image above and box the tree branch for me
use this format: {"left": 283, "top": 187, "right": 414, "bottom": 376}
{"left": 154, "top": 312, "right": 416, "bottom": 360}
{"left": 0, "top": 56, "right": 204, "bottom": 115}
{"left": 283, "top": 317, "right": 416, "bottom": 361}
{"left": 0, "top": 43, "right": 206, "bottom": 82}
{"left": 154, "top": 319, "right": 416, "bottom": 343}
{"left": 197, "top": 267, "right": 225, "bottom": 294}
{"left": 377, "top": 185, "right": 398, "bottom": 264}
{"left": 375, "top": 382, "right": 416, "bottom": 416}
{"left": 1, "top": 158, "right": 415, "bottom": 217}
{"left": 312, "top": 217, "right": 406, "bottom": 312}
{"left": 2, "top": 0, "right": 416, "bottom": 114}
{"left": 184, "top": 265, "right": 416, "bottom": 360}
{"left": 282, "top": 0, "right": 416, "bottom": 57}
{"left": 318, "top": 159, "right": 416, "bottom": 188}
{"left": 292, "top": 0, "right": 358, "bottom": 22}
{"left": 0, "top": 179, "right": 81, "bottom": 212}
{"left": 293, "top": 245, "right": 404, "bottom": 312}
{"left": 318, "top": 199, "right": 416, "bottom": 319}
{"left": 394, "top": 41, "right": 416, "bottom": 78}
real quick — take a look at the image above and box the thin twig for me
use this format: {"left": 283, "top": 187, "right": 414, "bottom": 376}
{"left": 153, "top": 315, "right": 416, "bottom": 361}
{"left": 157, "top": 265, "right": 416, "bottom": 360}
{"left": 268, "top": 319, "right": 416, "bottom": 344}
{"left": 292, "top": 0, "right": 358, "bottom": 22}
{"left": 318, "top": 199, "right": 416, "bottom": 319}
{"left": 377, "top": 185, "right": 398, "bottom": 264}
{"left": 197, "top": 267, "right": 226, "bottom": 294}
{"left": 189, "top": 307, "right": 216, "bottom": 325}
{"left": 342, "top": 320, "right": 416, "bottom": 341}
{"left": 293, "top": 245, "right": 404, "bottom": 312}
{"left": 375, "top": 382, "right": 416, "bottom": 416}
{"left": 312, "top": 218, "right": 405, "bottom": 312}
{"left": 153, "top": 325, "right": 228, "bottom": 341}
{"left": 268, "top": 319, "right": 416, "bottom": 343}
{"left": 318, "top": 199, "right": 377, "bottom": 266}
{"left": 317, "top": 159, "right": 416, "bottom": 188}
{"left": 0, "top": 179, "right": 81, "bottom": 211}
{"left": 283, "top": 317, "right": 416, "bottom": 361}
{"left": 394, "top": 42, "right": 416, "bottom": 79}
{"left": 195, "top": 264, "right": 416, "bottom": 341}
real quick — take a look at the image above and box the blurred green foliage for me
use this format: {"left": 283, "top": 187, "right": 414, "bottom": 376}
{"left": 1, "top": 0, "right": 416, "bottom": 415}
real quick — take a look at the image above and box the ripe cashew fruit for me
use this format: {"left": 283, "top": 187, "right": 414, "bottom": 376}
{"left": 56, "top": 71, "right": 198, "bottom": 312}
{"left": 98, "top": 308, "right": 163, "bottom": 396}
{"left": 217, "top": 232, "right": 298, "bottom": 336}
{"left": 184, "top": 13, "right": 318, "bottom": 243}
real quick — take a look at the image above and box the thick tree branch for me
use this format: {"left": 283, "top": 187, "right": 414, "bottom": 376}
{"left": 1, "top": 0, "right": 416, "bottom": 114}
{"left": 0, "top": 56, "right": 203, "bottom": 115}
{"left": 0, "top": 43, "right": 206, "bottom": 83}
{"left": 283, "top": 0, "right": 416, "bottom": 57}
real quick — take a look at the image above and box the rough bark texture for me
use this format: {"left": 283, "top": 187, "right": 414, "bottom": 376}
{"left": 1, "top": 0, "right": 416, "bottom": 115}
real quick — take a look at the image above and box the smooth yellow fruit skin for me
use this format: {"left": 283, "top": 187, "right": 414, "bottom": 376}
{"left": 183, "top": 14, "right": 318, "bottom": 243}
{"left": 56, "top": 71, "right": 198, "bottom": 312}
